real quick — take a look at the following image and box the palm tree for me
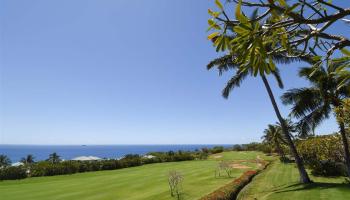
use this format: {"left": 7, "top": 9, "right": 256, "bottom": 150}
{"left": 0, "top": 154, "right": 11, "bottom": 168}
{"left": 281, "top": 63, "right": 350, "bottom": 177}
{"left": 262, "top": 124, "right": 286, "bottom": 159}
{"left": 207, "top": 53, "right": 312, "bottom": 183}
{"left": 47, "top": 152, "right": 61, "bottom": 164}
{"left": 20, "top": 154, "right": 35, "bottom": 165}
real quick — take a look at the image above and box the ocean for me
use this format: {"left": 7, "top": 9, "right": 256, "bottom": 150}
{"left": 0, "top": 144, "right": 233, "bottom": 162}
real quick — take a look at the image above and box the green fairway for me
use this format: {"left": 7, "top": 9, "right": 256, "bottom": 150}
{"left": 238, "top": 160, "right": 350, "bottom": 200}
{"left": 0, "top": 151, "right": 262, "bottom": 200}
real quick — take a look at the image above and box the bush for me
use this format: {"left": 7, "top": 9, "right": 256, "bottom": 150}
{"left": 232, "top": 144, "right": 243, "bottom": 151}
{"left": 210, "top": 146, "right": 224, "bottom": 154}
{"left": 241, "top": 142, "right": 270, "bottom": 152}
{"left": 279, "top": 156, "right": 294, "bottom": 163}
{"left": 0, "top": 167, "right": 27, "bottom": 180}
{"left": 310, "top": 161, "right": 347, "bottom": 177}
{"left": 296, "top": 134, "right": 348, "bottom": 177}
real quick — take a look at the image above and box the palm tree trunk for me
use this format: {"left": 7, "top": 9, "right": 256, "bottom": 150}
{"left": 261, "top": 75, "right": 311, "bottom": 183}
{"left": 339, "top": 122, "right": 350, "bottom": 177}
{"left": 275, "top": 141, "right": 285, "bottom": 159}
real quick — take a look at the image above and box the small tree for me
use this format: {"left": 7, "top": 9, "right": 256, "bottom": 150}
{"left": 0, "top": 155, "right": 11, "bottom": 168}
{"left": 20, "top": 154, "right": 35, "bottom": 165}
{"left": 168, "top": 170, "right": 184, "bottom": 199}
{"left": 47, "top": 152, "right": 61, "bottom": 164}
{"left": 215, "top": 161, "right": 233, "bottom": 178}
{"left": 262, "top": 124, "right": 287, "bottom": 159}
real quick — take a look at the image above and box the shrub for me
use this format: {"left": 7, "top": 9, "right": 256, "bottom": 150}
{"left": 232, "top": 144, "right": 243, "bottom": 151}
{"left": 200, "top": 170, "right": 260, "bottom": 200}
{"left": 296, "top": 134, "right": 348, "bottom": 177}
{"left": 310, "top": 161, "right": 347, "bottom": 177}
{"left": 0, "top": 167, "right": 27, "bottom": 180}
{"left": 211, "top": 146, "right": 224, "bottom": 154}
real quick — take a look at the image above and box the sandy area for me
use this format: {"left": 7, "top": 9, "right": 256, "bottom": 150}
{"left": 230, "top": 163, "right": 251, "bottom": 169}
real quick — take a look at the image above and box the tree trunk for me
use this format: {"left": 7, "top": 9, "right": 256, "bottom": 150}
{"left": 339, "top": 122, "right": 350, "bottom": 177}
{"left": 261, "top": 75, "right": 311, "bottom": 183}
{"left": 275, "top": 141, "right": 285, "bottom": 159}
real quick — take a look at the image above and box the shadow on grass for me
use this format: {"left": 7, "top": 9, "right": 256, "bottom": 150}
{"left": 274, "top": 182, "right": 350, "bottom": 194}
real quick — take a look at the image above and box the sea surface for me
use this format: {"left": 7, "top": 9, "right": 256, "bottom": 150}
{"left": 0, "top": 144, "right": 233, "bottom": 162}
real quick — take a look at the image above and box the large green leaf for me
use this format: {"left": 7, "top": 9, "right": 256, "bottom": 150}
{"left": 207, "top": 32, "right": 219, "bottom": 40}
{"left": 215, "top": 0, "right": 223, "bottom": 10}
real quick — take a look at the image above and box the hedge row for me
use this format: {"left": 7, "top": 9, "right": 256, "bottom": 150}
{"left": 199, "top": 160, "right": 269, "bottom": 200}
{"left": 0, "top": 151, "right": 201, "bottom": 181}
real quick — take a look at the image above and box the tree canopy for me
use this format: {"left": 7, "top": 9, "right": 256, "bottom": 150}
{"left": 208, "top": 0, "right": 350, "bottom": 80}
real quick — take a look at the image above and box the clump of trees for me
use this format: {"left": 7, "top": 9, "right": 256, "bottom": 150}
{"left": 207, "top": 0, "right": 350, "bottom": 182}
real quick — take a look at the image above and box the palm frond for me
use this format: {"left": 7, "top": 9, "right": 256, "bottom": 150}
{"left": 222, "top": 70, "right": 249, "bottom": 98}
{"left": 207, "top": 55, "right": 238, "bottom": 76}
{"left": 271, "top": 68, "right": 284, "bottom": 89}
{"left": 296, "top": 105, "right": 331, "bottom": 137}
{"left": 281, "top": 88, "right": 322, "bottom": 118}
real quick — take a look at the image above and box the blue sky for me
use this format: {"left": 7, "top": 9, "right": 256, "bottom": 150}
{"left": 0, "top": 0, "right": 344, "bottom": 145}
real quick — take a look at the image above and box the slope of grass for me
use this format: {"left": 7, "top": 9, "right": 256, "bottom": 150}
{"left": 238, "top": 160, "right": 350, "bottom": 200}
{"left": 0, "top": 151, "right": 263, "bottom": 200}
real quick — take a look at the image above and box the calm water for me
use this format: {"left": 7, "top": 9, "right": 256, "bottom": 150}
{"left": 0, "top": 144, "right": 232, "bottom": 162}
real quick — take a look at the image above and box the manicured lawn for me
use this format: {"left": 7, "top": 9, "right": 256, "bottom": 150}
{"left": 238, "top": 159, "right": 350, "bottom": 200}
{"left": 0, "top": 151, "right": 263, "bottom": 200}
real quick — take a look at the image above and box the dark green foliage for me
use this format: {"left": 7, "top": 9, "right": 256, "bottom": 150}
{"left": 262, "top": 124, "right": 288, "bottom": 158}
{"left": 20, "top": 155, "right": 35, "bottom": 165}
{"left": 0, "top": 150, "right": 200, "bottom": 181}
{"left": 210, "top": 146, "right": 224, "bottom": 154}
{"left": 148, "top": 151, "right": 195, "bottom": 162}
{"left": 232, "top": 144, "right": 243, "bottom": 151}
{"left": 0, "top": 155, "right": 11, "bottom": 168}
{"left": 47, "top": 152, "right": 61, "bottom": 164}
{"left": 0, "top": 166, "right": 27, "bottom": 180}
{"left": 311, "top": 161, "right": 347, "bottom": 177}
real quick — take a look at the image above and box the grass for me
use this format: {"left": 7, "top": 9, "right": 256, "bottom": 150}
{"left": 0, "top": 151, "right": 263, "bottom": 200}
{"left": 237, "top": 159, "right": 350, "bottom": 200}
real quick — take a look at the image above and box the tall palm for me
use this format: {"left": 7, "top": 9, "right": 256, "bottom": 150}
{"left": 281, "top": 63, "right": 350, "bottom": 177}
{"left": 20, "top": 154, "right": 35, "bottom": 165}
{"left": 262, "top": 124, "right": 286, "bottom": 158}
{"left": 0, "top": 154, "right": 11, "bottom": 168}
{"left": 48, "top": 152, "right": 61, "bottom": 164}
{"left": 208, "top": 53, "right": 312, "bottom": 183}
